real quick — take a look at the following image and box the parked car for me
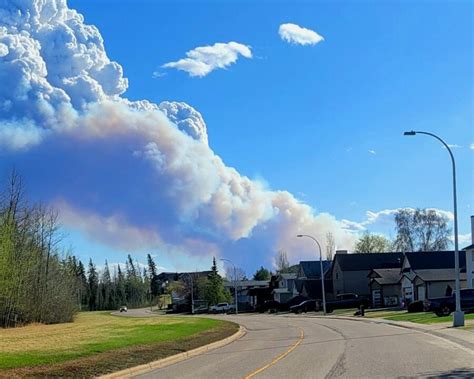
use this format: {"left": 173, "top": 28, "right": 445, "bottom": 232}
{"left": 290, "top": 299, "right": 317, "bottom": 314}
{"left": 208, "top": 303, "right": 236, "bottom": 314}
{"left": 324, "top": 293, "right": 371, "bottom": 313}
{"left": 119, "top": 306, "right": 127, "bottom": 312}
{"left": 424, "top": 289, "right": 474, "bottom": 317}
{"left": 257, "top": 300, "right": 289, "bottom": 313}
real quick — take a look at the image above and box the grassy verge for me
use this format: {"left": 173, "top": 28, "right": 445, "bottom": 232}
{"left": 0, "top": 312, "right": 238, "bottom": 378}
{"left": 364, "top": 310, "right": 474, "bottom": 324}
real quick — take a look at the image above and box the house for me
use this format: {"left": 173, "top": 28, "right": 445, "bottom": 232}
{"left": 463, "top": 215, "right": 474, "bottom": 289}
{"left": 465, "top": 243, "right": 474, "bottom": 289}
{"left": 400, "top": 251, "right": 467, "bottom": 302}
{"left": 224, "top": 280, "right": 271, "bottom": 311}
{"left": 368, "top": 268, "right": 402, "bottom": 307}
{"left": 296, "top": 260, "right": 334, "bottom": 300}
{"left": 332, "top": 252, "right": 404, "bottom": 297}
{"left": 271, "top": 273, "right": 298, "bottom": 303}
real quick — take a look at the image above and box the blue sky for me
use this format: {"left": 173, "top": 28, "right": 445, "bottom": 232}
{"left": 0, "top": 0, "right": 472, "bottom": 275}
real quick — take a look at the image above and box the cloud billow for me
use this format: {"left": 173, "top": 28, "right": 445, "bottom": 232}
{"left": 162, "top": 41, "right": 252, "bottom": 77}
{"left": 279, "top": 23, "right": 324, "bottom": 46}
{"left": 0, "top": 0, "right": 355, "bottom": 271}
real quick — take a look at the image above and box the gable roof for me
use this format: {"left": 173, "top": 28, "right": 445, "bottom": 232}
{"left": 299, "top": 260, "right": 332, "bottom": 279}
{"left": 413, "top": 269, "right": 467, "bottom": 283}
{"left": 368, "top": 268, "right": 401, "bottom": 285}
{"left": 403, "top": 251, "right": 466, "bottom": 270}
{"left": 334, "top": 252, "right": 404, "bottom": 271}
{"left": 463, "top": 243, "right": 474, "bottom": 251}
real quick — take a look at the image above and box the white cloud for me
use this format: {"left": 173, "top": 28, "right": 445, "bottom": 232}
{"left": 368, "top": 149, "right": 376, "bottom": 155}
{"left": 279, "top": 23, "right": 324, "bottom": 46}
{"left": 0, "top": 0, "right": 357, "bottom": 270}
{"left": 469, "top": 143, "right": 474, "bottom": 150}
{"left": 152, "top": 71, "right": 166, "bottom": 78}
{"left": 162, "top": 42, "right": 252, "bottom": 77}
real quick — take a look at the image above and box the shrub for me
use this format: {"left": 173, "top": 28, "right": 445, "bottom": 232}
{"left": 407, "top": 300, "right": 424, "bottom": 313}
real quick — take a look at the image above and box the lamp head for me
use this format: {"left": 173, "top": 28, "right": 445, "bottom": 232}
{"left": 404, "top": 131, "right": 416, "bottom": 136}
{"left": 297, "top": 234, "right": 303, "bottom": 238}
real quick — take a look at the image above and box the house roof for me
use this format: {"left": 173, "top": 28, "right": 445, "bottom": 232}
{"left": 413, "top": 269, "right": 467, "bottom": 282}
{"left": 299, "top": 279, "right": 333, "bottom": 299}
{"left": 404, "top": 251, "right": 466, "bottom": 270}
{"left": 157, "top": 271, "right": 212, "bottom": 282}
{"left": 334, "top": 253, "right": 404, "bottom": 271}
{"left": 368, "top": 268, "right": 401, "bottom": 285}
{"left": 299, "top": 260, "right": 332, "bottom": 279}
{"left": 224, "top": 280, "right": 270, "bottom": 288}
{"left": 280, "top": 273, "right": 297, "bottom": 280}
{"left": 463, "top": 243, "right": 474, "bottom": 251}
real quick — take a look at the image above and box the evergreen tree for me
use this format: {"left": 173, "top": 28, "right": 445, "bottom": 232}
{"left": 147, "top": 253, "right": 161, "bottom": 297}
{"left": 87, "top": 259, "right": 99, "bottom": 311}
{"left": 204, "top": 257, "right": 231, "bottom": 305}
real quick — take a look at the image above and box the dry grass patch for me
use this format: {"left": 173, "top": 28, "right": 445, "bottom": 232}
{"left": 0, "top": 312, "right": 238, "bottom": 377}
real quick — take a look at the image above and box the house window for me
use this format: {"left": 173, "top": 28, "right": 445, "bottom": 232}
{"left": 335, "top": 273, "right": 339, "bottom": 279}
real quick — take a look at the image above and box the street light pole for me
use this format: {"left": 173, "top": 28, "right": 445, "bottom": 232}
{"left": 297, "top": 234, "right": 327, "bottom": 314}
{"left": 404, "top": 130, "right": 464, "bottom": 327}
{"left": 220, "top": 258, "right": 238, "bottom": 314}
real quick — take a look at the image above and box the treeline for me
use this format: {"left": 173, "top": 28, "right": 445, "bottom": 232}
{"left": 0, "top": 172, "right": 77, "bottom": 327}
{"left": 72, "top": 254, "right": 157, "bottom": 312}
{"left": 0, "top": 172, "right": 158, "bottom": 328}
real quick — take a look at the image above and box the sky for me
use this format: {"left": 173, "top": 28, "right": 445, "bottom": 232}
{"left": 0, "top": 0, "right": 472, "bottom": 276}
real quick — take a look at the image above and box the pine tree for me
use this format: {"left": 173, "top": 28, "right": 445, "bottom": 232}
{"left": 87, "top": 259, "right": 99, "bottom": 311}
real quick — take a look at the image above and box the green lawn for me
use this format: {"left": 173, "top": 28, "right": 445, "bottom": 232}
{"left": 365, "top": 310, "right": 474, "bottom": 324}
{"left": 0, "top": 312, "right": 237, "bottom": 377}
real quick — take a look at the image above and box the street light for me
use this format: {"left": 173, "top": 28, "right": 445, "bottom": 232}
{"left": 182, "top": 272, "right": 194, "bottom": 314}
{"left": 220, "top": 258, "right": 238, "bottom": 314}
{"left": 297, "top": 234, "right": 327, "bottom": 314}
{"left": 404, "top": 130, "right": 464, "bottom": 327}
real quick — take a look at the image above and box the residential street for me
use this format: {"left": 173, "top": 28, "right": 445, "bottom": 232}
{"left": 133, "top": 313, "right": 474, "bottom": 379}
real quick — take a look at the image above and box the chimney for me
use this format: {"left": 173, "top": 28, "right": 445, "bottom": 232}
{"left": 336, "top": 250, "right": 348, "bottom": 255}
{"left": 471, "top": 215, "right": 474, "bottom": 244}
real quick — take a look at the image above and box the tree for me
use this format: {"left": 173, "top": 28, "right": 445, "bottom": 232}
{"left": 203, "top": 257, "right": 231, "bottom": 305}
{"left": 355, "top": 232, "right": 391, "bottom": 253}
{"left": 253, "top": 266, "right": 271, "bottom": 281}
{"left": 326, "top": 232, "right": 335, "bottom": 261}
{"left": 275, "top": 250, "right": 290, "bottom": 272}
{"left": 225, "top": 266, "right": 246, "bottom": 281}
{"left": 393, "top": 208, "right": 451, "bottom": 252}
{"left": 87, "top": 259, "right": 99, "bottom": 311}
{"left": 147, "top": 254, "right": 161, "bottom": 298}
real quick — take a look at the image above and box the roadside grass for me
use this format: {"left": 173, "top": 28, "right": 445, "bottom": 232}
{"left": 0, "top": 312, "right": 238, "bottom": 377}
{"left": 364, "top": 310, "right": 474, "bottom": 324}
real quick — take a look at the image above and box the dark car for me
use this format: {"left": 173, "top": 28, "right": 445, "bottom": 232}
{"left": 257, "top": 300, "right": 285, "bottom": 313}
{"left": 290, "top": 299, "right": 317, "bottom": 314}
{"left": 325, "top": 293, "right": 371, "bottom": 313}
{"left": 424, "top": 289, "right": 474, "bottom": 317}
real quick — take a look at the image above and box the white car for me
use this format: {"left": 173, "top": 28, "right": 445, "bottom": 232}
{"left": 209, "top": 303, "right": 235, "bottom": 314}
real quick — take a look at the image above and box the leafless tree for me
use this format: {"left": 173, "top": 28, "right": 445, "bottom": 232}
{"left": 326, "top": 232, "right": 335, "bottom": 261}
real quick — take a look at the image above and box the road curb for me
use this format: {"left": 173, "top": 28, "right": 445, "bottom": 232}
{"left": 98, "top": 325, "right": 246, "bottom": 379}
{"left": 306, "top": 315, "right": 474, "bottom": 351}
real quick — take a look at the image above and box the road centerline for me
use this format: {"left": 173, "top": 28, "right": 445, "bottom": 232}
{"left": 242, "top": 326, "right": 305, "bottom": 379}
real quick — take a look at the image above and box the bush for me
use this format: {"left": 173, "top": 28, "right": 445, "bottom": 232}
{"left": 407, "top": 300, "right": 424, "bottom": 313}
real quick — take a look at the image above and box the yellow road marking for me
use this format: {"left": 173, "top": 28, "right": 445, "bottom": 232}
{"left": 243, "top": 327, "right": 304, "bottom": 379}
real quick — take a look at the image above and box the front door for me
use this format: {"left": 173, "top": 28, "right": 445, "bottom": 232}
{"left": 417, "top": 286, "right": 425, "bottom": 301}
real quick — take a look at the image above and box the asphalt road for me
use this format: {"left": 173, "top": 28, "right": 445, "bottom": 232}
{"left": 132, "top": 313, "right": 474, "bottom": 379}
